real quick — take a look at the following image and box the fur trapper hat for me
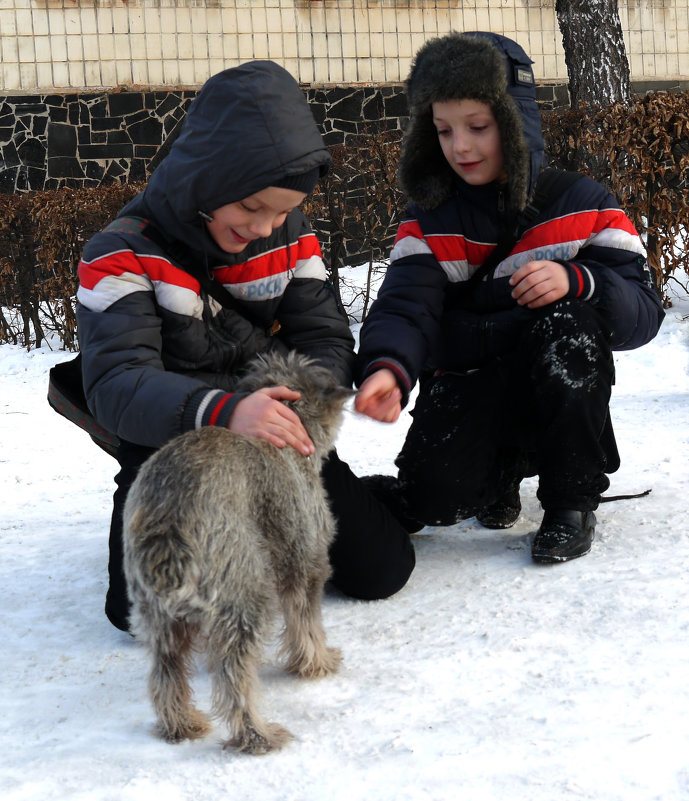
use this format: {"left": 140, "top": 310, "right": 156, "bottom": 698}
{"left": 398, "top": 31, "right": 544, "bottom": 212}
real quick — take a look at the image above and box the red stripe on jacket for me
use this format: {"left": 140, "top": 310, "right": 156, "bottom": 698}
{"left": 570, "top": 263, "right": 585, "bottom": 296}
{"left": 208, "top": 394, "right": 233, "bottom": 426}
{"left": 79, "top": 232, "right": 323, "bottom": 295}
{"left": 395, "top": 220, "right": 494, "bottom": 266}
{"left": 396, "top": 207, "right": 638, "bottom": 272}
{"left": 514, "top": 208, "right": 638, "bottom": 256}
{"left": 213, "top": 232, "right": 322, "bottom": 286}
{"left": 394, "top": 219, "right": 424, "bottom": 244}
{"left": 427, "top": 235, "right": 493, "bottom": 266}
{"left": 78, "top": 250, "right": 200, "bottom": 292}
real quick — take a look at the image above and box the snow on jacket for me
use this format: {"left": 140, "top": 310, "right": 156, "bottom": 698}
{"left": 356, "top": 32, "right": 664, "bottom": 399}
{"left": 77, "top": 61, "right": 353, "bottom": 449}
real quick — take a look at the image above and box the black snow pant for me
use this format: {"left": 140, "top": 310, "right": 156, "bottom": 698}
{"left": 395, "top": 300, "right": 619, "bottom": 527}
{"left": 105, "top": 444, "right": 416, "bottom": 631}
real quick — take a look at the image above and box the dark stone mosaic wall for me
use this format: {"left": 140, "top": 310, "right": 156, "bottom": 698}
{"left": 0, "top": 80, "right": 576, "bottom": 269}
{"left": 0, "top": 89, "right": 197, "bottom": 193}
{"left": 0, "top": 79, "right": 670, "bottom": 195}
{"left": 0, "top": 84, "right": 412, "bottom": 194}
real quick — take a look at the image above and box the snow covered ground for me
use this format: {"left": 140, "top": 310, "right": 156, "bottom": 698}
{"left": 1, "top": 273, "right": 688, "bottom": 801}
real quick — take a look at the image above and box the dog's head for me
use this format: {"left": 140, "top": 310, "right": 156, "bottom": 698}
{"left": 237, "top": 352, "right": 354, "bottom": 457}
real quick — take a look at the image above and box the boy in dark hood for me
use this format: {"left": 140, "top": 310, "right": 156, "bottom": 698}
{"left": 76, "top": 61, "right": 415, "bottom": 631}
{"left": 355, "top": 33, "right": 664, "bottom": 563}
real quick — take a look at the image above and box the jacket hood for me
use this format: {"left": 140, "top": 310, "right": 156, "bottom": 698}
{"left": 398, "top": 31, "right": 545, "bottom": 212}
{"left": 120, "top": 60, "right": 331, "bottom": 258}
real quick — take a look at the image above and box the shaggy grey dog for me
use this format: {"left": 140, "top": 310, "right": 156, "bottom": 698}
{"left": 123, "top": 352, "right": 352, "bottom": 754}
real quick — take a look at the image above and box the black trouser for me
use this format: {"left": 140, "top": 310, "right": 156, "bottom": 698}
{"left": 395, "top": 300, "right": 619, "bottom": 527}
{"left": 105, "top": 443, "right": 416, "bottom": 630}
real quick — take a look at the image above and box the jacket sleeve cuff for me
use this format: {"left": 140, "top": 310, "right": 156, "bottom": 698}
{"left": 361, "top": 358, "right": 413, "bottom": 406}
{"left": 181, "top": 388, "right": 247, "bottom": 433}
{"left": 563, "top": 262, "right": 596, "bottom": 301}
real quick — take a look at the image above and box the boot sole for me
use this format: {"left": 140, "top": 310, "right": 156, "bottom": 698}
{"left": 532, "top": 541, "right": 593, "bottom": 564}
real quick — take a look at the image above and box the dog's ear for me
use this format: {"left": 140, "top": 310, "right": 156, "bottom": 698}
{"left": 330, "top": 386, "right": 356, "bottom": 405}
{"left": 285, "top": 385, "right": 353, "bottom": 412}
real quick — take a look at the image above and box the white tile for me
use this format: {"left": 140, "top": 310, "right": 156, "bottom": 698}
{"left": 36, "top": 61, "right": 53, "bottom": 87}
{"left": 178, "top": 59, "right": 196, "bottom": 86}
{"left": 66, "top": 35, "right": 83, "bottom": 61}
{"left": 52, "top": 60, "right": 70, "bottom": 88}
{"left": 131, "top": 60, "right": 149, "bottom": 85}
{"left": 31, "top": 8, "right": 49, "bottom": 36}
{"left": 147, "top": 60, "right": 164, "bottom": 87}
{"left": 20, "top": 61, "right": 37, "bottom": 88}
{"left": 69, "top": 60, "right": 86, "bottom": 88}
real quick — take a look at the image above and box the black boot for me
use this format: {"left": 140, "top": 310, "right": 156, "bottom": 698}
{"left": 531, "top": 509, "right": 596, "bottom": 563}
{"left": 476, "top": 480, "right": 522, "bottom": 529}
{"left": 359, "top": 474, "right": 424, "bottom": 534}
{"left": 105, "top": 590, "right": 131, "bottom": 633}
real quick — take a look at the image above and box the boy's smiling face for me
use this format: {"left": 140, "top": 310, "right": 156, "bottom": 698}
{"left": 205, "top": 186, "right": 307, "bottom": 254}
{"left": 432, "top": 99, "right": 505, "bottom": 187}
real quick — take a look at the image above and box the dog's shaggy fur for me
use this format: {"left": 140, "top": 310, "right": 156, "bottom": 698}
{"left": 123, "top": 352, "right": 352, "bottom": 754}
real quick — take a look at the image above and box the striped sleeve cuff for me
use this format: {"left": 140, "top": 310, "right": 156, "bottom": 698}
{"left": 563, "top": 262, "right": 596, "bottom": 301}
{"left": 362, "top": 358, "right": 413, "bottom": 406}
{"left": 181, "top": 388, "right": 246, "bottom": 433}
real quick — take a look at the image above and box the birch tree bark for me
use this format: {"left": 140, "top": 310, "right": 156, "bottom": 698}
{"left": 555, "top": 0, "right": 632, "bottom": 106}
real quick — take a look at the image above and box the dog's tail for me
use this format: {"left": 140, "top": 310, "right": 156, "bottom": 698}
{"left": 127, "top": 508, "right": 198, "bottom": 598}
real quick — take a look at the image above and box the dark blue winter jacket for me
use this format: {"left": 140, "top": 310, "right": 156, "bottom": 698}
{"left": 357, "top": 33, "right": 664, "bottom": 399}
{"left": 77, "top": 61, "right": 353, "bottom": 449}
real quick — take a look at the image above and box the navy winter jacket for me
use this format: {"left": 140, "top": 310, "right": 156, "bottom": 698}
{"left": 77, "top": 61, "right": 353, "bottom": 449}
{"left": 357, "top": 175, "right": 664, "bottom": 399}
{"left": 357, "top": 32, "right": 664, "bottom": 399}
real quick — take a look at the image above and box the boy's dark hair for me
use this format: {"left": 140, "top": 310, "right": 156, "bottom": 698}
{"left": 398, "top": 31, "right": 545, "bottom": 212}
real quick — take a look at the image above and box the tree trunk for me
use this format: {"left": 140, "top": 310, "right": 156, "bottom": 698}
{"left": 556, "top": 0, "right": 632, "bottom": 107}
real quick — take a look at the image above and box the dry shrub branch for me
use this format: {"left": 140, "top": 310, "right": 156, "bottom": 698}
{"left": 0, "top": 183, "right": 143, "bottom": 349}
{"left": 303, "top": 129, "right": 404, "bottom": 322}
{"left": 543, "top": 90, "right": 689, "bottom": 301}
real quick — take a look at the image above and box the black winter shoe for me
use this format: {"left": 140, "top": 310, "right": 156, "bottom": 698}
{"left": 360, "top": 474, "right": 425, "bottom": 534}
{"left": 476, "top": 484, "right": 522, "bottom": 529}
{"left": 531, "top": 509, "right": 596, "bottom": 564}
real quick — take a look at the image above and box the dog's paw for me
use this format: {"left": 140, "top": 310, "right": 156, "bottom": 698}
{"left": 224, "top": 721, "right": 292, "bottom": 755}
{"left": 297, "top": 646, "right": 342, "bottom": 679}
{"left": 158, "top": 709, "right": 212, "bottom": 743}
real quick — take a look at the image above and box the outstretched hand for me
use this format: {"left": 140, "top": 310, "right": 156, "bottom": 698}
{"left": 510, "top": 260, "right": 569, "bottom": 308}
{"left": 229, "top": 387, "right": 315, "bottom": 456}
{"left": 355, "top": 369, "right": 402, "bottom": 423}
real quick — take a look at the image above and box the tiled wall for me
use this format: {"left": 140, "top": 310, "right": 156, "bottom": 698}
{"left": 2, "top": 0, "right": 689, "bottom": 93}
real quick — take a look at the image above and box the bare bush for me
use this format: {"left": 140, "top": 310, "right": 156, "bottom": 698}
{"left": 543, "top": 91, "right": 689, "bottom": 303}
{"left": 0, "top": 184, "right": 143, "bottom": 349}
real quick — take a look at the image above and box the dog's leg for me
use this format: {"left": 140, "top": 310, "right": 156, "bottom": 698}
{"left": 147, "top": 616, "right": 211, "bottom": 743}
{"left": 280, "top": 561, "right": 342, "bottom": 680}
{"left": 207, "top": 604, "right": 292, "bottom": 755}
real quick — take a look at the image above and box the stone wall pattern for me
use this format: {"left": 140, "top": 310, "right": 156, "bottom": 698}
{"left": 0, "top": 83, "right": 431, "bottom": 193}
{"left": 0, "top": 89, "right": 196, "bottom": 192}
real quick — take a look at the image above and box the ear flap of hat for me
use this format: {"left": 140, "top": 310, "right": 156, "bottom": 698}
{"left": 491, "top": 98, "right": 530, "bottom": 211}
{"left": 398, "top": 114, "right": 456, "bottom": 211}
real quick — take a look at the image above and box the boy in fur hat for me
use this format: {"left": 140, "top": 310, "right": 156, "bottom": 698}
{"left": 355, "top": 32, "right": 664, "bottom": 563}
{"left": 75, "top": 61, "right": 415, "bottom": 631}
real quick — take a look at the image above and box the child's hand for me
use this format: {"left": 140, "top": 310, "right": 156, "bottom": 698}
{"left": 355, "top": 369, "right": 402, "bottom": 423}
{"left": 509, "top": 260, "right": 569, "bottom": 308}
{"left": 229, "top": 387, "right": 315, "bottom": 456}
